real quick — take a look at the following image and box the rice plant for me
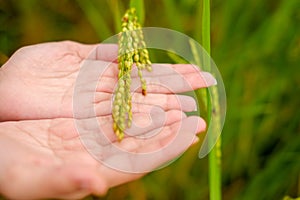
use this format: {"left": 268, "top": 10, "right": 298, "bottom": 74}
{"left": 1, "top": 0, "right": 299, "bottom": 199}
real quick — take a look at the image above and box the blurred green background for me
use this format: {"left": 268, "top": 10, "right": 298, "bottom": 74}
{"left": 0, "top": 0, "right": 299, "bottom": 199}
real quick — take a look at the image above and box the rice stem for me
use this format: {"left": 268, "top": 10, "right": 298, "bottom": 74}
{"left": 201, "top": 0, "right": 222, "bottom": 199}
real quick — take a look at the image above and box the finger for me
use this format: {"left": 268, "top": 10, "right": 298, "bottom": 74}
{"left": 76, "top": 59, "right": 118, "bottom": 95}
{"left": 115, "top": 116, "right": 205, "bottom": 153}
{"left": 125, "top": 108, "right": 187, "bottom": 138}
{"left": 131, "top": 71, "right": 217, "bottom": 94}
{"left": 94, "top": 66, "right": 216, "bottom": 94}
{"left": 136, "top": 63, "right": 217, "bottom": 92}
{"left": 103, "top": 109, "right": 186, "bottom": 143}
{"left": 84, "top": 61, "right": 202, "bottom": 79}
{"left": 100, "top": 116, "right": 205, "bottom": 174}
{"left": 80, "top": 60, "right": 216, "bottom": 94}
{"left": 131, "top": 93, "right": 197, "bottom": 112}
{"left": 75, "top": 109, "right": 186, "bottom": 144}
{"left": 74, "top": 60, "right": 117, "bottom": 118}
{"left": 85, "top": 60, "right": 205, "bottom": 78}
{"left": 95, "top": 70, "right": 216, "bottom": 94}
{"left": 93, "top": 93, "right": 197, "bottom": 116}
{"left": 132, "top": 63, "right": 201, "bottom": 77}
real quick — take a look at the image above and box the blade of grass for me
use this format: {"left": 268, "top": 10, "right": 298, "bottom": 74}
{"left": 189, "top": 38, "right": 222, "bottom": 200}
{"left": 107, "top": 0, "right": 123, "bottom": 32}
{"left": 161, "top": 0, "right": 183, "bottom": 30}
{"left": 202, "top": 0, "right": 210, "bottom": 55}
{"left": 201, "top": 0, "right": 222, "bottom": 200}
{"left": 75, "top": 0, "right": 112, "bottom": 40}
{"left": 167, "top": 51, "right": 189, "bottom": 64}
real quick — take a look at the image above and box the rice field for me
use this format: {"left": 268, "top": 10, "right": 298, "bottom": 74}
{"left": 0, "top": 0, "right": 299, "bottom": 199}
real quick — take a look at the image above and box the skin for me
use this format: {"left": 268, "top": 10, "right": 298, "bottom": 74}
{"left": 0, "top": 41, "right": 216, "bottom": 199}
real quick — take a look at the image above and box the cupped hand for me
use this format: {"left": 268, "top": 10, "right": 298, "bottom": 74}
{"left": 0, "top": 112, "right": 205, "bottom": 199}
{"left": 0, "top": 41, "right": 215, "bottom": 121}
{"left": 0, "top": 41, "right": 217, "bottom": 199}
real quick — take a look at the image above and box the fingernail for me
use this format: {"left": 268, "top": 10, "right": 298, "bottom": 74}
{"left": 192, "top": 136, "right": 200, "bottom": 144}
{"left": 178, "top": 95, "right": 197, "bottom": 112}
{"left": 194, "top": 105, "right": 198, "bottom": 112}
{"left": 201, "top": 72, "right": 217, "bottom": 86}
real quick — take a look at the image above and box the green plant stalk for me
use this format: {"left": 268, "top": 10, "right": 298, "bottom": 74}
{"left": 107, "top": 0, "right": 123, "bottom": 32}
{"left": 75, "top": 0, "right": 112, "bottom": 40}
{"left": 201, "top": 0, "right": 222, "bottom": 200}
{"left": 162, "top": 0, "right": 183, "bottom": 30}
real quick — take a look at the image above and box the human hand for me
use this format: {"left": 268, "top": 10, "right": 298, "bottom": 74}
{"left": 0, "top": 41, "right": 110, "bottom": 120}
{"left": 0, "top": 111, "right": 206, "bottom": 199}
{"left": 0, "top": 41, "right": 216, "bottom": 121}
{"left": 0, "top": 41, "right": 217, "bottom": 199}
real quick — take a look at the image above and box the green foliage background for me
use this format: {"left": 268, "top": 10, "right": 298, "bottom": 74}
{"left": 0, "top": 0, "right": 299, "bottom": 199}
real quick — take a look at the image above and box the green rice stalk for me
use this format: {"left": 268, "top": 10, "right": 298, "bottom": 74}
{"left": 202, "top": 0, "right": 222, "bottom": 199}
{"left": 75, "top": 0, "right": 112, "bottom": 40}
{"left": 107, "top": 0, "right": 123, "bottom": 32}
{"left": 112, "top": 7, "right": 152, "bottom": 140}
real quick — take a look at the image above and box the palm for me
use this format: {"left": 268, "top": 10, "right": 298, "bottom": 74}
{"left": 0, "top": 118, "right": 121, "bottom": 199}
{"left": 0, "top": 112, "right": 204, "bottom": 199}
{"left": 0, "top": 41, "right": 99, "bottom": 120}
